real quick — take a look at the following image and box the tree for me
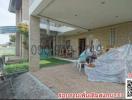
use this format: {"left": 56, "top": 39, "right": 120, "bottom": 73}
{"left": 9, "top": 35, "right": 16, "bottom": 42}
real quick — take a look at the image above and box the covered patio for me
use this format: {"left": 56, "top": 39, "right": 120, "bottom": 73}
{"left": 29, "top": 0, "right": 132, "bottom": 71}
{"left": 1, "top": 0, "right": 132, "bottom": 99}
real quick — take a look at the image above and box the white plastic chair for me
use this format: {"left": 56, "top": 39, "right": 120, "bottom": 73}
{"left": 75, "top": 60, "right": 86, "bottom": 72}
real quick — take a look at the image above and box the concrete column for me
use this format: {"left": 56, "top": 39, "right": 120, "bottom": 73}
{"left": 29, "top": 16, "right": 40, "bottom": 72}
{"left": 53, "top": 36, "right": 56, "bottom": 56}
{"left": 16, "top": 33, "right": 21, "bottom": 56}
{"left": 16, "top": 10, "right": 22, "bottom": 57}
{"left": 22, "top": 35, "right": 28, "bottom": 59}
{"left": 21, "top": 0, "right": 29, "bottom": 59}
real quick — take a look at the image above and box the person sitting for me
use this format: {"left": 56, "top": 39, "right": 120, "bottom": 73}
{"left": 78, "top": 45, "right": 93, "bottom": 69}
{"left": 91, "top": 51, "right": 97, "bottom": 62}
{"left": 85, "top": 46, "right": 97, "bottom": 68}
{"left": 85, "top": 45, "right": 97, "bottom": 62}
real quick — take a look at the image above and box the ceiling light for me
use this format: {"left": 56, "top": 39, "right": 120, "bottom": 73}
{"left": 74, "top": 14, "right": 78, "bottom": 16}
{"left": 115, "top": 16, "right": 119, "bottom": 18}
{"left": 101, "top": 1, "right": 106, "bottom": 4}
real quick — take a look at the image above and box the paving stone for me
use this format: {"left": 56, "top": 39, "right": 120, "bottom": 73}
{"left": 33, "top": 63, "right": 125, "bottom": 99}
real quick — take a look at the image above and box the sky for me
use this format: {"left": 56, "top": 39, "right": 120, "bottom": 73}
{"left": 0, "top": 0, "right": 16, "bottom": 44}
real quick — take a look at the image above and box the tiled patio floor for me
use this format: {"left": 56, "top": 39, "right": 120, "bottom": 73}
{"left": 32, "top": 63, "right": 125, "bottom": 98}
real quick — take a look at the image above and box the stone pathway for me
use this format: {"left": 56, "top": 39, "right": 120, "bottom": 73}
{"left": 33, "top": 63, "right": 125, "bottom": 99}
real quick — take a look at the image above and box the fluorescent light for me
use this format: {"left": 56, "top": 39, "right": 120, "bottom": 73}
{"left": 58, "top": 26, "right": 75, "bottom": 33}
{"left": 40, "top": 23, "right": 75, "bottom": 33}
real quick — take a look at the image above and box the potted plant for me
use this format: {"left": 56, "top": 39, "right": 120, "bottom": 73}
{"left": 17, "top": 23, "right": 29, "bottom": 50}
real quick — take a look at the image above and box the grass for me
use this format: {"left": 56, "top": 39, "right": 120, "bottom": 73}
{"left": 40, "top": 58, "right": 71, "bottom": 68}
{"left": 0, "top": 47, "right": 15, "bottom": 56}
{"left": 4, "top": 58, "right": 71, "bottom": 74}
{"left": 4, "top": 63, "right": 29, "bottom": 74}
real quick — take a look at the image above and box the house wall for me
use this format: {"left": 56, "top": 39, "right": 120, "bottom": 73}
{"left": 15, "top": 9, "right": 22, "bottom": 56}
{"left": 21, "top": 0, "right": 30, "bottom": 59}
{"left": 89, "top": 21, "right": 132, "bottom": 48}
{"left": 16, "top": 0, "right": 29, "bottom": 23}
{"left": 63, "top": 33, "right": 89, "bottom": 58}
{"left": 57, "top": 21, "right": 132, "bottom": 58}
{"left": 16, "top": 0, "right": 29, "bottom": 59}
{"left": 22, "top": 0, "right": 29, "bottom": 21}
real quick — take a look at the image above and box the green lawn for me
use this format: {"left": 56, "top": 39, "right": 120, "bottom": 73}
{"left": 4, "top": 63, "right": 29, "bottom": 74}
{"left": 4, "top": 58, "right": 71, "bottom": 74}
{"left": 0, "top": 47, "right": 15, "bottom": 56}
{"left": 40, "top": 58, "right": 71, "bottom": 68}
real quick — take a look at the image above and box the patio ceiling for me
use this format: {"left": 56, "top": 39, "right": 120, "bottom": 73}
{"left": 30, "top": 0, "right": 132, "bottom": 31}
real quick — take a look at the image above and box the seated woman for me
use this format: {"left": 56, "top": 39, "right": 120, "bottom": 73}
{"left": 85, "top": 51, "right": 97, "bottom": 68}
{"left": 78, "top": 45, "right": 94, "bottom": 69}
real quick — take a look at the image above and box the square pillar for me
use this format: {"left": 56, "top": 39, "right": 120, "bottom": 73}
{"left": 16, "top": 10, "right": 22, "bottom": 57}
{"left": 29, "top": 16, "right": 40, "bottom": 72}
{"left": 16, "top": 33, "right": 21, "bottom": 56}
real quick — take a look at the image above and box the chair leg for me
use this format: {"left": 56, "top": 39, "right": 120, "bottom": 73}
{"left": 79, "top": 64, "right": 82, "bottom": 72}
{"left": 76, "top": 61, "right": 79, "bottom": 68}
{"left": 75, "top": 61, "right": 77, "bottom": 68}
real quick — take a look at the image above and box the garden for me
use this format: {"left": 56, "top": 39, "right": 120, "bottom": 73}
{"left": 4, "top": 58, "right": 71, "bottom": 75}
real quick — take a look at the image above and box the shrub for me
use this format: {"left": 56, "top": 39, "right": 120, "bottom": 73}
{"left": 4, "top": 63, "right": 29, "bottom": 74}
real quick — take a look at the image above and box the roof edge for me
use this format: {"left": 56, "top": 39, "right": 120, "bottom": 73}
{"left": 8, "top": 0, "right": 22, "bottom": 13}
